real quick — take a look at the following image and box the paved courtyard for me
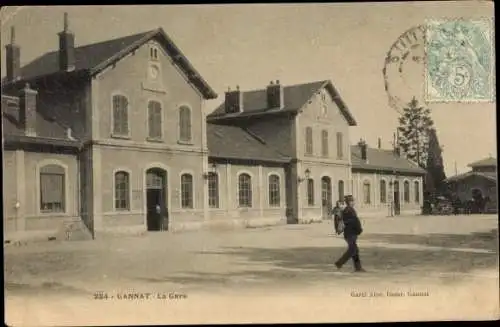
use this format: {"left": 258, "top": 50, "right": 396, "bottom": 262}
{"left": 4, "top": 214, "right": 499, "bottom": 325}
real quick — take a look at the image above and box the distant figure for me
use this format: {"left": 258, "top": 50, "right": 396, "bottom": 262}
{"left": 334, "top": 195, "right": 365, "bottom": 272}
{"left": 332, "top": 201, "right": 344, "bottom": 235}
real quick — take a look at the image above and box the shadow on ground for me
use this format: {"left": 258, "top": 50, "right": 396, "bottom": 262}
{"left": 136, "top": 230, "right": 498, "bottom": 287}
{"left": 361, "top": 229, "right": 499, "bottom": 251}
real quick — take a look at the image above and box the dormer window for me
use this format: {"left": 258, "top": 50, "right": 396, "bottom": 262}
{"left": 149, "top": 46, "right": 159, "bottom": 61}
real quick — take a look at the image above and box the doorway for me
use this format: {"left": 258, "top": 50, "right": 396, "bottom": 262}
{"left": 393, "top": 180, "right": 401, "bottom": 215}
{"left": 321, "top": 176, "right": 332, "bottom": 219}
{"left": 146, "top": 168, "right": 168, "bottom": 231}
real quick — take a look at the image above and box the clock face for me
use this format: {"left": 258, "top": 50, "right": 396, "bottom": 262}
{"left": 149, "top": 65, "right": 159, "bottom": 79}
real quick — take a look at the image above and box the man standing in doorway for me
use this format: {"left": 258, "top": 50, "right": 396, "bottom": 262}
{"left": 334, "top": 195, "right": 365, "bottom": 272}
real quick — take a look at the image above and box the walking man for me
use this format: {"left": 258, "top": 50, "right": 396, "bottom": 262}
{"left": 335, "top": 195, "right": 365, "bottom": 272}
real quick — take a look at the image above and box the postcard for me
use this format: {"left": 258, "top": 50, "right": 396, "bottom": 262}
{"left": 2, "top": 2, "right": 498, "bottom": 325}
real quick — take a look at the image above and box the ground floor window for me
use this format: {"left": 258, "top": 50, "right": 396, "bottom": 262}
{"left": 363, "top": 181, "right": 371, "bottom": 204}
{"left": 269, "top": 174, "right": 281, "bottom": 207}
{"left": 114, "top": 171, "right": 130, "bottom": 210}
{"left": 307, "top": 179, "right": 315, "bottom": 206}
{"left": 208, "top": 172, "right": 219, "bottom": 208}
{"left": 238, "top": 173, "right": 252, "bottom": 207}
{"left": 40, "top": 164, "right": 65, "bottom": 212}
{"left": 380, "top": 180, "right": 387, "bottom": 203}
{"left": 181, "top": 173, "right": 193, "bottom": 208}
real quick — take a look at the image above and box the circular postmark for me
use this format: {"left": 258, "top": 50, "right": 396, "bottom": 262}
{"left": 425, "top": 19, "right": 493, "bottom": 102}
{"left": 383, "top": 25, "right": 427, "bottom": 112}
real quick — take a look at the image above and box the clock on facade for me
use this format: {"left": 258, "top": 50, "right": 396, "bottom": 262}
{"left": 149, "top": 65, "right": 159, "bottom": 80}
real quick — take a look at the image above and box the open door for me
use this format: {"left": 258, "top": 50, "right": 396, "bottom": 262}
{"left": 146, "top": 168, "right": 168, "bottom": 231}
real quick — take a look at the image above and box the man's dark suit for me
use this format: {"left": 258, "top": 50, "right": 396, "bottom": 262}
{"left": 335, "top": 206, "right": 363, "bottom": 271}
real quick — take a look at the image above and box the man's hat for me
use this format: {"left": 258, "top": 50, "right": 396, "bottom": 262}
{"left": 344, "top": 195, "right": 354, "bottom": 202}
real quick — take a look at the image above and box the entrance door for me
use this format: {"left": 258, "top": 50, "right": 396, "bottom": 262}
{"left": 393, "top": 181, "right": 401, "bottom": 215}
{"left": 146, "top": 168, "right": 168, "bottom": 231}
{"left": 321, "top": 176, "right": 332, "bottom": 219}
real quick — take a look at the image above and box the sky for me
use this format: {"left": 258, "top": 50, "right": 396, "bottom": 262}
{"left": 1, "top": 3, "right": 496, "bottom": 176}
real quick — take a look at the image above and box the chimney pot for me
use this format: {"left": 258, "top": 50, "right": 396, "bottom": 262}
{"left": 58, "top": 12, "right": 75, "bottom": 72}
{"left": 19, "top": 85, "right": 38, "bottom": 136}
{"left": 266, "top": 80, "right": 284, "bottom": 109}
{"left": 5, "top": 26, "right": 21, "bottom": 82}
{"left": 276, "top": 79, "right": 280, "bottom": 84}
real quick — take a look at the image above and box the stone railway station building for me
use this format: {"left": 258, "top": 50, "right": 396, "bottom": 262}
{"left": 2, "top": 14, "right": 425, "bottom": 240}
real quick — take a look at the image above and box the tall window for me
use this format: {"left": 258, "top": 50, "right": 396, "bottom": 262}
{"left": 414, "top": 181, "right": 420, "bottom": 203}
{"left": 40, "top": 164, "right": 65, "bottom": 212}
{"left": 208, "top": 172, "right": 219, "bottom": 209}
{"left": 307, "top": 179, "right": 315, "bottom": 206}
{"left": 363, "top": 181, "right": 371, "bottom": 204}
{"left": 305, "top": 127, "right": 313, "bottom": 155}
{"left": 338, "top": 180, "right": 345, "bottom": 202}
{"left": 179, "top": 106, "right": 192, "bottom": 142}
{"left": 238, "top": 173, "right": 252, "bottom": 207}
{"left": 114, "top": 171, "right": 130, "bottom": 210}
{"left": 181, "top": 173, "right": 193, "bottom": 208}
{"left": 269, "top": 175, "right": 281, "bottom": 207}
{"left": 112, "top": 95, "right": 129, "bottom": 136}
{"left": 336, "top": 132, "right": 343, "bottom": 159}
{"left": 321, "top": 130, "right": 329, "bottom": 157}
{"left": 148, "top": 101, "right": 162, "bottom": 139}
{"left": 404, "top": 180, "right": 410, "bottom": 203}
{"left": 380, "top": 180, "right": 387, "bottom": 203}
{"left": 320, "top": 90, "right": 328, "bottom": 116}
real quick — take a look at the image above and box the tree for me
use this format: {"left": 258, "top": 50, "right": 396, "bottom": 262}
{"left": 397, "top": 97, "right": 434, "bottom": 168}
{"left": 425, "top": 128, "right": 447, "bottom": 193}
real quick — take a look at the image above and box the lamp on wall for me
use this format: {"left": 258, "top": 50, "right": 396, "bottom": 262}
{"left": 203, "top": 162, "right": 217, "bottom": 179}
{"left": 298, "top": 168, "right": 311, "bottom": 183}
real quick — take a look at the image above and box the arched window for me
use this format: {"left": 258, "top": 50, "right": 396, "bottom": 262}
{"left": 148, "top": 100, "right": 162, "bottom": 139}
{"left": 114, "top": 171, "right": 130, "bottom": 210}
{"left": 40, "top": 164, "right": 65, "bottom": 212}
{"left": 269, "top": 175, "right": 281, "bottom": 207}
{"left": 112, "top": 95, "right": 129, "bottom": 136}
{"left": 307, "top": 179, "right": 315, "bottom": 206}
{"left": 363, "top": 181, "right": 371, "bottom": 204}
{"left": 305, "top": 127, "right": 313, "bottom": 155}
{"left": 208, "top": 172, "right": 219, "bottom": 209}
{"left": 179, "top": 106, "right": 192, "bottom": 142}
{"left": 414, "top": 181, "right": 420, "bottom": 203}
{"left": 238, "top": 173, "right": 252, "bottom": 207}
{"left": 380, "top": 180, "right": 387, "bottom": 203}
{"left": 181, "top": 173, "right": 194, "bottom": 209}
{"left": 338, "top": 180, "right": 345, "bottom": 202}
{"left": 404, "top": 180, "right": 410, "bottom": 203}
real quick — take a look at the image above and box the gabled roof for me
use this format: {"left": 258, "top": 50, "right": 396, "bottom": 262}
{"left": 207, "top": 80, "right": 357, "bottom": 125}
{"left": 351, "top": 145, "right": 426, "bottom": 175}
{"left": 207, "top": 123, "right": 291, "bottom": 163}
{"left": 445, "top": 171, "right": 497, "bottom": 183}
{"left": 3, "top": 28, "right": 217, "bottom": 99}
{"left": 468, "top": 157, "right": 497, "bottom": 168}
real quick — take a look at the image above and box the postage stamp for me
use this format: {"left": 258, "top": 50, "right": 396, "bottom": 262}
{"left": 424, "top": 18, "right": 494, "bottom": 103}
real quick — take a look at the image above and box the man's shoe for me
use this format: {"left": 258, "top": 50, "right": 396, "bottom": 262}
{"left": 354, "top": 268, "right": 366, "bottom": 273}
{"left": 334, "top": 262, "right": 342, "bottom": 270}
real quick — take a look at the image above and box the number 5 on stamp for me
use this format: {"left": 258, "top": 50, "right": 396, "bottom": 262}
{"left": 424, "top": 18, "right": 495, "bottom": 103}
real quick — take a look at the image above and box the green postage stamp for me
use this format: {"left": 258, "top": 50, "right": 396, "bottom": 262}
{"left": 425, "top": 18, "right": 495, "bottom": 103}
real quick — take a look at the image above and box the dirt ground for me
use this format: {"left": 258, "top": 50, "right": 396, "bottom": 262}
{"left": 4, "top": 214, "right": 499, "bottom": 325}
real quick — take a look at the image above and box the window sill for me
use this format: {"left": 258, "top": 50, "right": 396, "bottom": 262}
{"left": 146, "top": 137, "right": 164, "bottom": 143}
{"left": 37, "top": 212, "right": 69, "bottom": 217}
{"left": 111, "top": 134, "right": 131, "bottom": 140}
{"left": 177, "top": 140, "right": 194, "bottom": 146}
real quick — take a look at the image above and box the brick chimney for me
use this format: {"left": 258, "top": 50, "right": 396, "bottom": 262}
{"left": 358, "top": 139, "right": 367, "bottom": 161}
{"left": 5, "top": 26, "right": 21, "bottom": 83}
{"left": 393, "top": 131, "right": 401, "bottom": 156}
{"left": 225, "top": 86, "right": 243, "bottom": 113}
{"left": 19, "top": 83, "right": 38, "bottom": 136}
{"left": 266, "top": 80, "right": 284, "bottom": 109}
{"left": 58, "top": 12, "right": 76, "bottom": 72}
{"left": 378, "top": 137, "right": 382, "bottom": 149}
